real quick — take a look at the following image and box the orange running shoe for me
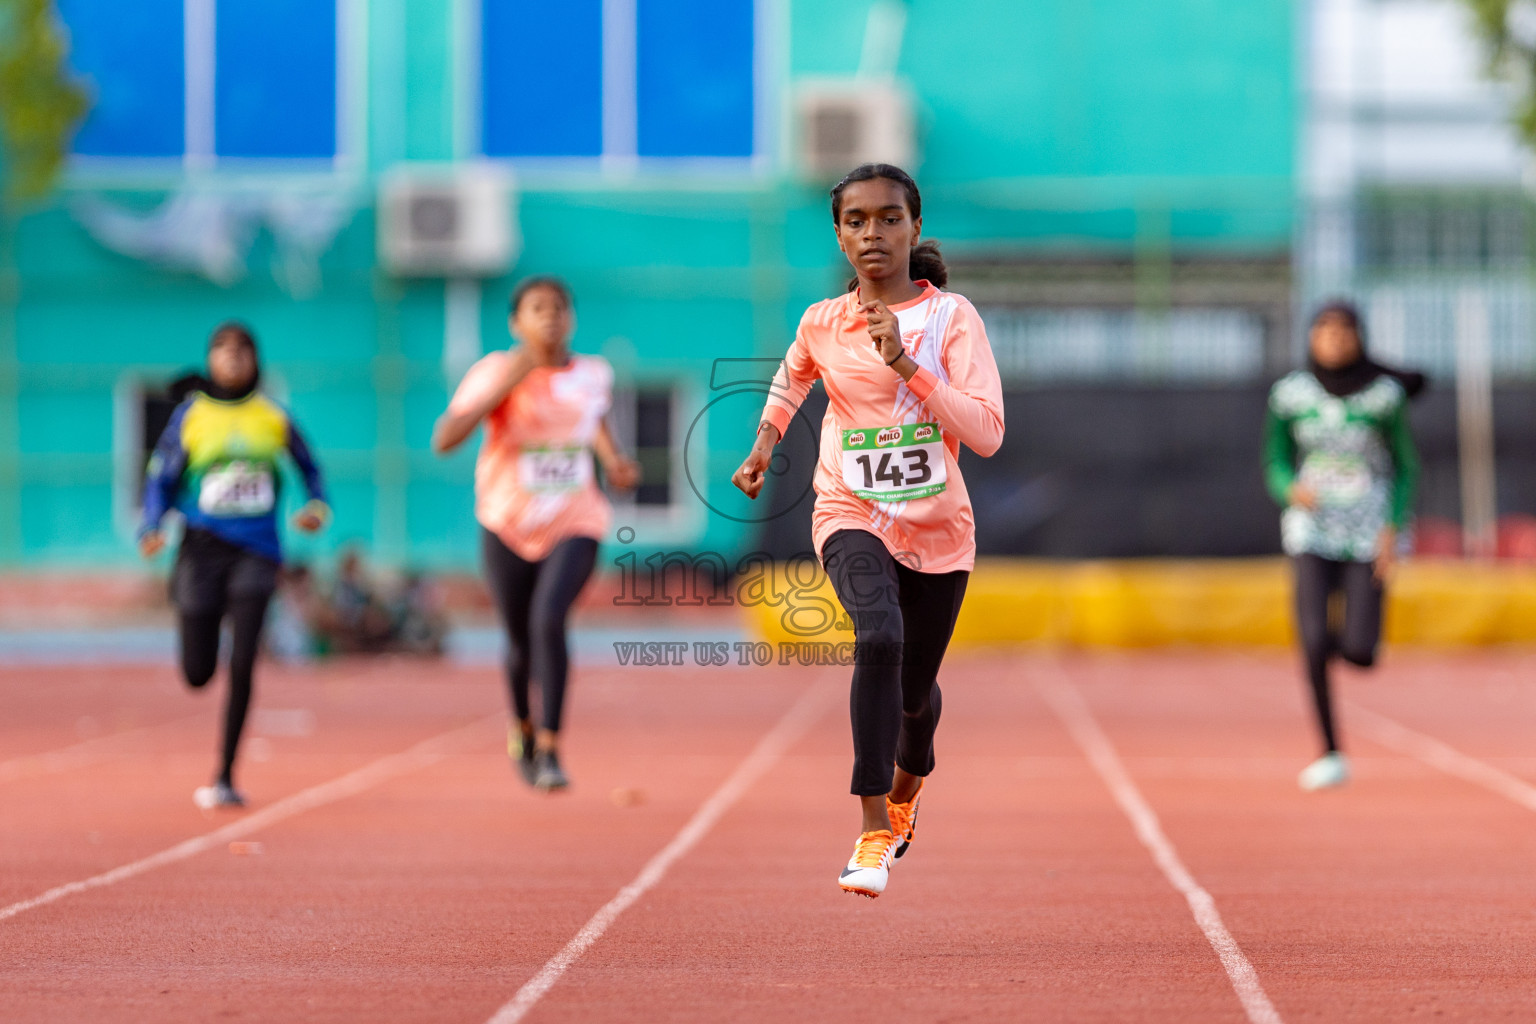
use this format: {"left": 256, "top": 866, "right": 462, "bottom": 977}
{"left": 886, "top": 779, "right": 923, "bottom": 859}
{"left": 838, "top": 829, "right": 901, "bottom": 898}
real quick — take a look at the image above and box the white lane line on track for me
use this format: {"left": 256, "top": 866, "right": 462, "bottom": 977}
{"left": 0, "top": 714, "right": 498, "bottom": 923}
{"left": 1034, "top": 667, "right": 1284, "bottom": 1024}
{"left": 484, "top": 675, "right": 839, "bottom": 1024}
{"left": 0, "top": 714, "right": 208, "bottom": 785}
{"left": 1348, "top": 701, "right": 1536, "bottom": 812}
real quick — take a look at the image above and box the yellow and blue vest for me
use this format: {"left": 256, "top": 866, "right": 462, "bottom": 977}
{"left": 140, "top": 391, "right": 326, "bottom": 562}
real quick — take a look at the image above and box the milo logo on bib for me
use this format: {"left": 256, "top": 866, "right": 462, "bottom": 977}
{"left": 840, "top": 422, "right": 947, "bottom": 502}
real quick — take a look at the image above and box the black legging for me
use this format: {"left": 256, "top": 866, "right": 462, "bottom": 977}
{"left": 822, "top": 529, "right": 968, "bottom": 797}
{"left": 173, "top": 530, "right": 276, "bottom": 788}
{"left": 1292, "top": 553, "right": 1384, "bottom": 754}
{"left": 482, "top": 530, "right": 599, "bottom": 734}
{"left": 180, "top": 596, "right": 271, "bottom": 786}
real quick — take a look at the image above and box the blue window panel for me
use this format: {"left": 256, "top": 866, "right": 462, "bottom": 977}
{"left": 637, "top": 0, "right": 753, "bottom": 158}
{"left": 482, "top": 0, "right": 602, "bottom": 158}
{"left": 58, "top": 0, "right": 184, "bottom": 157}
{"left": 215, "top": 0, "right": 336, "bottom": 158}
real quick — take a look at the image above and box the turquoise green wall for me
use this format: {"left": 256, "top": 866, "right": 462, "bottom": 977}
{"left": 796, "top": 0, "right": 1295, "bottom": 245}
{"left": 0, "top": 0, "right": 1295, "bottom": 569}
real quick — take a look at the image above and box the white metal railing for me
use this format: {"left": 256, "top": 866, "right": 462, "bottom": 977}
{"left": 978, "top": 306, "right": 1266, "bottom": 384}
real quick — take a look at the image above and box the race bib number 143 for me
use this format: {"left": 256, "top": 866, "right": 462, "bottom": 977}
{"left": 840, "top": 422, "right": 946, "bottom": 502}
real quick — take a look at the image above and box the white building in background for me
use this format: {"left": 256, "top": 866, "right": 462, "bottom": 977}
{"left": 1306, "top": 0, "right": 1527, "bottom": 193}
{"left": 1302, "top": 0, "right": 1536, "bottom": 377}
{"left": 1302, "top": 0, "right": 1535, "bottom": 551}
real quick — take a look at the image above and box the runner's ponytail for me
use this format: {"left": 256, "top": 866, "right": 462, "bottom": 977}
{"left": 909, "top": 240, "right": 947, "bottom": 289}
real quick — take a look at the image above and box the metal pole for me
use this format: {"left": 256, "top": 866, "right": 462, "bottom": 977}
{"left": 1455, "top": 286, "right": 1497, "bottom": 558}
{"left": 442, "top": 277, "right": 482, "bottom": 385}
{"left": 0, "top": 209, "right": 20, "bottom": 565}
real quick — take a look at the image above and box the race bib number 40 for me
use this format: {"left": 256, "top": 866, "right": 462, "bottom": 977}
{"left": 841, "top": 422, "right": 946, "bottom": 502}
{"left": 198, "top": 461, "right": 275, "bottom": 516}
{"left": 1302, "top": 453, "right": 1372, "bottom": 506}
{"left": 518, "top": 445, "right": 591, "bottom": 493}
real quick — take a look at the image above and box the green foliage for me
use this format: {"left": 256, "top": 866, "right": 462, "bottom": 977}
{"left": 1462, "top": 0, "right": 1536, "bottom": 149}
{"left": 0, "top": 0, "right": 90, "bottom": 206}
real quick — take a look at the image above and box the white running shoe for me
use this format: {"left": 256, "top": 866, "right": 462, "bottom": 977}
{"left": 1298, "top": 752, "right": 1351, "bottom": 791}
{"left": 193, "top": 781, "right": 246, "bottom": 809}
{"left": 838, "top": 829, "right": 900, "bottom": 898}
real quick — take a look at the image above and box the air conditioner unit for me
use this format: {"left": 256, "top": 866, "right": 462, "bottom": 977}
{"left": 378, "top": 166, "right": 517, "bottom": 277}
{"left": 794, "top": 79, "right": 915, "bottom": 179}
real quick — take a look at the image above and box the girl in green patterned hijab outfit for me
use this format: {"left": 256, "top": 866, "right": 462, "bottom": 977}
{"left": 1265, "top": 301, "right": 1423, "bottom": 792}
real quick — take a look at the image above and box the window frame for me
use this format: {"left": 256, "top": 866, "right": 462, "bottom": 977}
{"left": 606, "top": 381, "right": 704, "bottom": 544}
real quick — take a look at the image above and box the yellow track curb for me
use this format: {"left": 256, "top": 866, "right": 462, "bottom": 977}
{"left": 743, "top": 558, "right": 1536, "bottom": 649}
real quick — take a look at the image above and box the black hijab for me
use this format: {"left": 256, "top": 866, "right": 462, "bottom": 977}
{"left": 1307, "top": 300, "right": 1427, "bottom": 400}
{"left": 202, "top": 321, "right": 262, "bottom": 402}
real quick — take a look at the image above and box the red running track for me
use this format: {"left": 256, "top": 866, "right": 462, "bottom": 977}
{"left": 3, "top": 650, "right": 1536, "bottom": 1022}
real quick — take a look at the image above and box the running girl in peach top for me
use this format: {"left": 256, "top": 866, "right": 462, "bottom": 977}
{"left": 733, "top": 164, "right": 1004, "bottom": 898}
{"left": 434, "top": 277, "right": 639, "bottom": 791}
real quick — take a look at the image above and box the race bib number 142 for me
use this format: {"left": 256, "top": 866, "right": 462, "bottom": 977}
{"left": 840, "top": 422, "right": 946, "bottom": 502}
{"left": 518, "top": 445, "right": 591, "bottom": 493}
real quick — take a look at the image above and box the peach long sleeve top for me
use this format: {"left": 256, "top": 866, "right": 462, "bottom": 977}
{"left": 759, "top": 282, "right": 1005, "bottom": 574}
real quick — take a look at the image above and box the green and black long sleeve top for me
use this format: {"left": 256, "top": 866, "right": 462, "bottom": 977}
{"left": 1263, "top": 371, "right": 1419, "bottom": 562}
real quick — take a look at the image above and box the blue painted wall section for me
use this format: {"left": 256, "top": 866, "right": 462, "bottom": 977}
{"left": 57, "top": 0, "right": 184, "bottom": 157}
{"left": 481, "top": 0, "right": 604, "bottom": 157}
{"left": 637, "top": 0, "right": 755, "bottom": 157}
{"left": 215, "top": 0, "right": 337, "bottom": 159}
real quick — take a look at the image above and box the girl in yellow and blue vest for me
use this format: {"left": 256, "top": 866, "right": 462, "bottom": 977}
{"left": 139, "top": 322, "right": 329, "bottom": 809}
